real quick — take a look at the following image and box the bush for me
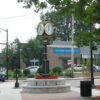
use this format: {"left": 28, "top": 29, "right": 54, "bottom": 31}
{"left": 8, "top": 70, "right": 14, "bottom": 78}
{"left": 37, "top": 67, "right": 43, "bottom": 74}
{"left": 63, "top": 70, "right": 72, "bottom": 77}
{"left": 23, "top": 69, "right": 30, "bottom": 76}
{"left": 28, "top": 73, "right": 35, "bottom": 78}
{"left": 52, "top": 66, "right": 62, "bottom": 73}
{"left": 50, "top": 71, "right": 63, "bottom": 76}
{"left": 13, "top": 69, "right": 22, "bottom": 78}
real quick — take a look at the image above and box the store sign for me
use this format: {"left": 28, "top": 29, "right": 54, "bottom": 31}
{"left": 53, "top": 48, "right": 80, "bottom": 53}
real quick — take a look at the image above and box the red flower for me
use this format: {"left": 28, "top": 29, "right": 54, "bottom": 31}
{"left": 35, "top": 75, "right": 58, "bottom": 79}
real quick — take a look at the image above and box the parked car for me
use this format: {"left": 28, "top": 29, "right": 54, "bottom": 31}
{"left": 25, "top": 66, "right": 39, "bottom": 73}
{"left": 73, "top": 64, "right": 84, "bottom": 71}
{"left": 0, "top": 72, "right": 7, "bottom": 82}
{"left": 93, "top": 64, "right": 100, "bottom": 72}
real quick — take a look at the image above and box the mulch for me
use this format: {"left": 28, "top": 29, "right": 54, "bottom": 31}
{"left": 95, "top": 85, "right": 100, "bottom": 89}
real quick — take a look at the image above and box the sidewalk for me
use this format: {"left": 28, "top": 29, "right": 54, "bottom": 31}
{"left": 21, "top": 86, "right": 100, "bottom": 100}
{"left": 21, "top": 91, "right": 84, "bottom": 100}
{"left": 0, "top": 81, "right": 100, "bottom": 100}
{"left": 0, "top": 82, "right": 22, "bottom": 100}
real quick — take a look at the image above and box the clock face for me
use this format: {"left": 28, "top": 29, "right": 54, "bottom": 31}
{"left": 45, "top": 23, "right": 53, "bottom": 35}
{"left": 37, "top": 23, "right": 44, "bottom": 35}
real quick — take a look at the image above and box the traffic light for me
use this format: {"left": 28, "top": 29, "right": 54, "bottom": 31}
{"left": 6, "top": 56, "right": 10, "bottom": 59}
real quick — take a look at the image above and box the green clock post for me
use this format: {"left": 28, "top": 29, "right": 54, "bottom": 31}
{"left": 37, "top": 20, "right": 53, "bottom": 76}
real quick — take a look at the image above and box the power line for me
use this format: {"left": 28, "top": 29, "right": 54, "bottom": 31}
{"left": 0, "top": 14, "right": 37, "bottom": 21}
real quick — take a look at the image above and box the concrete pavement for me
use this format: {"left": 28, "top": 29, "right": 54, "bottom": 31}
{"left": 0, "top": 81, "right": 22, "bottom": 100}
{"left": 0, "top": 80, "right": 100, "bottom": 100}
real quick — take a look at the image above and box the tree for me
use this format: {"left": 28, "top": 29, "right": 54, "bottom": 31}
{"left": 21, "top": 38, "right": 42, "bottom": 67}
{"left": 17, "top": 0, "right": 100, "bottom": 44}
{"left": 40, "top": 12, "right": 72, "bottom": 41}
{"left": 1, "top": 38, "right": 21, "bottom": 70}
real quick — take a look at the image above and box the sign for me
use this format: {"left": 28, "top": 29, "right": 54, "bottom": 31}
{"left": 67, "top": 60, "right": 72, "bottom": 65}
{"left": 30, "top": 59, "right": 39, "bottom": 63}
{"left": 53, "top": 48, "right": 80, "bottom": 53}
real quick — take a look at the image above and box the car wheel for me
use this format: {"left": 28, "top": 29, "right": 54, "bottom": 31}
{"left": 2, "top": 80, "right": 5, "bottom": 82}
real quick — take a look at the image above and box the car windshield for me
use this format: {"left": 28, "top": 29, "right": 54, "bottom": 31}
{"left": 27, "top": 66, "right": 39, "bottom": 69}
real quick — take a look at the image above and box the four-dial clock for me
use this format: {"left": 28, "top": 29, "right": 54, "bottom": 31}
{"left": 45, "top": 23, "right": 53, "bottom": 35}
{"left": 37, "top": 23, "right": 44, "bottom": 35}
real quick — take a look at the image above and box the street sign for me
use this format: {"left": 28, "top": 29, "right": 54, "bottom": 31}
{"left": 67, "top": 60, "right": 72, "bottom": 65}
{"left": 30, "top": 59, "right": 39, "bottom": 63}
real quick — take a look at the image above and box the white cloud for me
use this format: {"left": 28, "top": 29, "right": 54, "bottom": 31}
{"left": 0, "top": 0, "right": 40, "bottom": 45}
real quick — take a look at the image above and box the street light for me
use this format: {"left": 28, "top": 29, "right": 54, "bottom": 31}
{"left": 37, "top": 20, "right": 53, "bottom": 76}
{"left": 90, "top": 42, "right": 95, "bottom": 88}
{"left": 14, "top": 43, "right": 20, "bottom": 88}
{"left": 0, "top": 28, "right": 9, "bottom": 80}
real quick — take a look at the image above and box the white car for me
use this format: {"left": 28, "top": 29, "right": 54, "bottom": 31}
{"left": 73, "top": 64, "right": 83, "bottom": 71}
{"left": 26, "top": 66, "right": 39, "bottom": 73}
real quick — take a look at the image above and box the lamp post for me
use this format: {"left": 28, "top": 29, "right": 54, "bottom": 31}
{"left": 0, "top": 28, "right": 9, "bottom": 80}
{"left": 37, "top": 20, "right": 53, "bottom": 76}
{"left": 14, "top": 43, "right": 20, "bottom": 88}
{"left": 14, "top": 55, "right": 19, "bottom": 88}
{"left": 90, "top": 42, "right": 95, "bottom": 88}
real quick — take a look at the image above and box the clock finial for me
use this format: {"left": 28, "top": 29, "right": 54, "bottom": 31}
{"left": 42, "top": 15, "right": 47, "bottom": 21}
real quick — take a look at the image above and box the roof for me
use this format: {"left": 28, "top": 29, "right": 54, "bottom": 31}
{"left": 48, "top": 40, "right": 100, "bottom": 55}
{"left": 80, "top": 46, "right": 100, "bottom": 55}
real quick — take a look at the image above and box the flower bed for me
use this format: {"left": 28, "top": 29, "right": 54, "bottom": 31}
{"left": 35, "top": 75, "right": 58, "bottom": 79}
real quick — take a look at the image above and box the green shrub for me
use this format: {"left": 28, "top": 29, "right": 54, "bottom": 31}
{"left": 28, "top": 73, "right": 35, "bottom": 78}
{"left": 8, "top": 70, "right": 14, "bottom": 78}
{"left": 12, "top": 69, "right": 22, "bottom": 78}
{"left": 52, "top": 66, "right": 62, "bottom": 73}
{"left": 23, "top": 69, "right": 30, "bottom": 76}
{"left": 50, "top": 71, "right": 63, "bottom": 76}
{"left": 63, "top": 70, "right": 72, "bottom": 77}
{"left": 37, "top": 67, "right": 43, "bottom": 74}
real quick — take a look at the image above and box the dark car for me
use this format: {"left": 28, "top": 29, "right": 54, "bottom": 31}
{"left": 93, "top": 64, "right": 100, "bottom": 72}
{"left": 0, "top": 73, "right": 7, "bottom": 82}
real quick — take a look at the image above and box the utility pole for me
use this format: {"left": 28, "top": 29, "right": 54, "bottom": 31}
{"left": 71, "top": 15, "right": 74, "bottom": 77}
{"left": 0, "top": 28, "right": 9, "bottom": 79}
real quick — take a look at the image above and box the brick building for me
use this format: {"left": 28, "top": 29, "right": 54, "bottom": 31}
{"left": 47, "top": 40, "right": 100, "bottom": 70}
{"left": 47, "top": 41, "right": 81, "bottom": 69}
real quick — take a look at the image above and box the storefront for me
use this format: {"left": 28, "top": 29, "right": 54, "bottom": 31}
{"left": 47, "top": 42, "right": 81, "bottom": 69}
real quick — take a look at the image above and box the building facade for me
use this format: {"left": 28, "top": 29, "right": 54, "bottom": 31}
{"left": 47, "top": 41, "right": 81, "bottom": 69}
{"left": 47, "top": 41, "right": 100, "bottom": 69}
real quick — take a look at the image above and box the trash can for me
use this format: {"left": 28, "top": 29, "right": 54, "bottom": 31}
{"left": 80, "top": 81, "right": 92, "bottom": 97}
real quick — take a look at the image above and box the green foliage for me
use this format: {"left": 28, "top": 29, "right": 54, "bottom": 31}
{"left": 63, "top": 70, "right": 72, "bottom": 77}
{"left": 17, "top": 0, "right": 100, "bottom": 48}
{"left": 85, "top": 59, "right": 91, "bottom": 72}
{"left": 21, "top": 38, "right": 42, "bottom": 66}
{"left": 37, "top": 67, "right": 43, "bottom": 75}
{"left": 27, "top": 73, "right": 35, "bottom": 78}
{"left": 12, "top": 69, "right": 22, "bottom": 78}
{"left": 8, "top": 70, "right": 14, "bottom": 78}
{"left": 50, "top": 71, "right": 63, "bottom": 76}
{"left": 52, "top": 66, "right": 62, "bottom": 73}
{"left": 23, "top": 69, "right": 30, "bottom": 76}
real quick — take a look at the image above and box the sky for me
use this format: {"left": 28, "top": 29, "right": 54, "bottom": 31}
{"left": 0, "top": 0, "right": 41, "bottom": 50}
